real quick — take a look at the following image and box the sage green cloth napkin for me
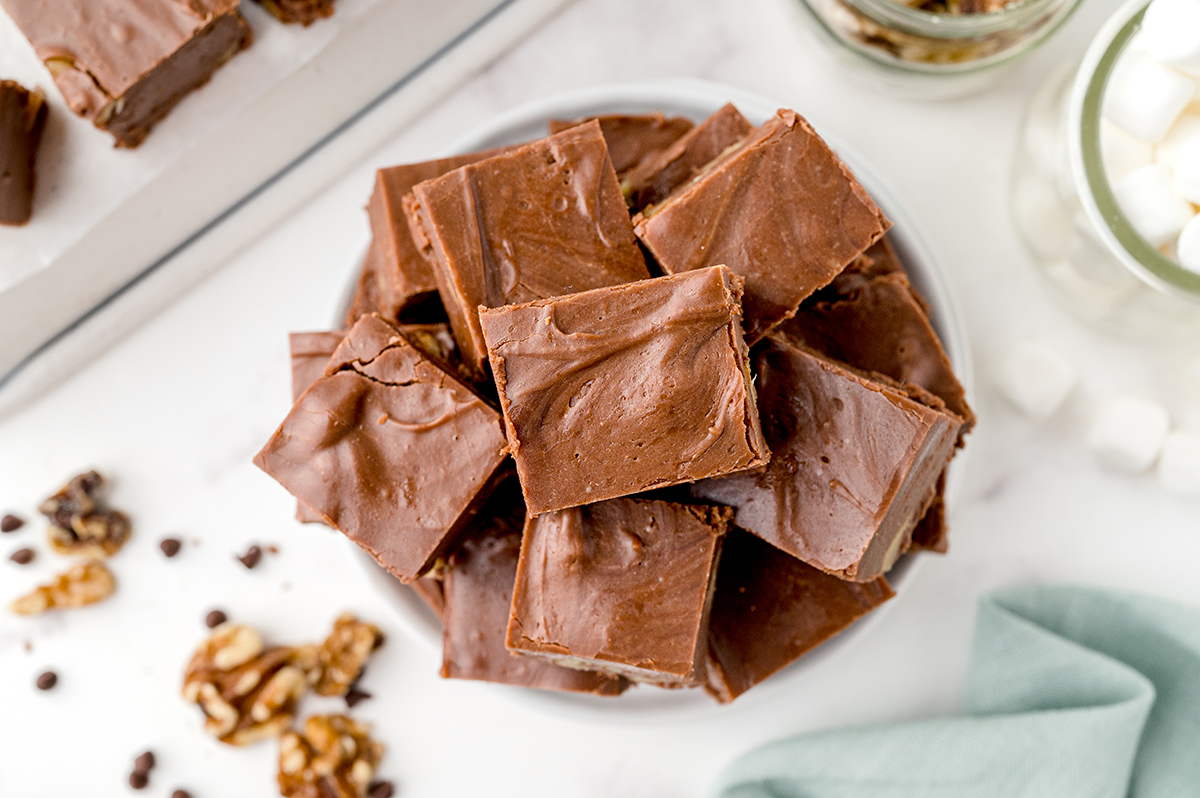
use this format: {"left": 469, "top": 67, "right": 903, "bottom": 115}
{"left": 713, "top": 586, "right": 1200, "bottom": 798}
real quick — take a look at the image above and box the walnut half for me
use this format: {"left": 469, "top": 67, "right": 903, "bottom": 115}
{"left": 10, "top": 561, "right": 115, "bottom": 615}
{"left": 40, "top": 471, "right": 131, "bottom": 558}
{"left": 278, "top": 715, "right": 384, "bottom": 798}
{"left": 312, "top": 614, "right": 383, "bottom": 696}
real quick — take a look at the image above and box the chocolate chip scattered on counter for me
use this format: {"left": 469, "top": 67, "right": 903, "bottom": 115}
{"left": 237, "top": 545, "right": 262, "bottom": 569}
{"left": 267, "top": 544, "right": 279, "bottom": 554}
{"left": 23, "top": 640, "right": 32, "bottom": 653}
{"left": 205, "top": 609, "right": 227, "bottom": 628}
{"left": 345, "top": 687, "right": 372, "bottom": 708}
{"left": 129, "top": 770, "right": 148, "bottom": 790}
{"left": 10, "top": 547, "right": 34, "bottom": 565}
{"left": 1, "top": 514, "right": 23, "bottom": 532}
{"left": 160, "top": 538, "right": 182, "bottom": 558}
{"left": 368, "top": 781, "right": 395, "bottom": 798}
{"left": 171, "top": 791, "right": 193, "bottom": 798}
{"left": 134, "top": 751, "right": 155, "bottom": 773}
{"left": 35, "top": 670, "right": 56, "bottom": 690}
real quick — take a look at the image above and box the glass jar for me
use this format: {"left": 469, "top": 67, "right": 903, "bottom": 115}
{"left": 792, "top": 0, "right": 1084, "bottom": 99}
{"left": 1011, "top": 0, "right": 1200, "bottom": 339}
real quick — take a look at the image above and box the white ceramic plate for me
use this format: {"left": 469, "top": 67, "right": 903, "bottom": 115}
{"left": 340, "top": 79, "right": 974, "bottom": 719}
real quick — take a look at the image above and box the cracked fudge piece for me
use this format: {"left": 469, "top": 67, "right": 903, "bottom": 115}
{"left": 705, "top": 528, "right": 894, "bottom": 703}
{"left": 255, "top": 0, "right": 335, "bottom": 26}
{"left": 255, "top": 314, "right": 508, "bottom": 582}
{"left": 407, "top": 120, "right": 650, "bottom": 377}
{"left": 507, "top": 498, "right": 731, "bottom": 686}
{"left": 40, "top": 470, "right": 131, "bottom": 558}
{"left": 480, "top": 265, "right": 768, "bottom": 515}
{"left": 0, "top": 80, "right": 48, "bottom": 226}
{"left": 278, "top": 715, "right": 383, "bottom": 798}
{"left": 0, "top": 0, "right": 253, "bottom": 148}
{"left": 548, "top": 112, "right": 694, "bottom": 177}
{"left": 622, "top": 103, "right": 752, "bottom": 211}
{"left": 633, "top": 109, "right": 890, "bottom": 342}
{"left": 440, "top": 480, "right": 627, "bottom": 695}
{"left": 691, "top": 335, "right": 962, "bottom": 582}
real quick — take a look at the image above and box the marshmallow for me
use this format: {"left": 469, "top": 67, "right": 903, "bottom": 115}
{"left": 1103, "top": 119, "right": 1155, "bottom": 181}
{"left": 996, "top": 340, "right": 1077, "bottom": 419}
{"left": 1013, "top": 177, "right": 1074, "bottom": 259}
{"left": 1158, "top": 429, "right": 1200, "bottom": 498}
{"left": 1104, "top": 51, "right": 1196, "bottom": 142}
{"left": 1155, "top": 110, "right": 1200, "bottom": 169}
{"left": 1088, "top": 396, "right": 1170, "bottom": 472}
{"left": 1112, "top": 164, "right": 1197, "bottom": 246}
{"left": 1179, "top": 213, "right": 1200, "bottom": 273}
{"left": 1139, "top": 0, "right": 1200, "bottom": 72}
{"left": 1173, "top": 135, "right": 1200, "bottom": 202}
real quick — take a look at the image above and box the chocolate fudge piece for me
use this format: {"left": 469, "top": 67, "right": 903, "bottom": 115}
{"left": 255, "top": 314, "right": 508, "bottom": 582}
{"left": 407, "top": 120, "right": 650, "bottom": 377}
{"left": 410, "top": 577, "right": 446, "bottom": 620}
{"left": 1, "top": 0, "right": 253, "bottom": 148}
{"left": 255, "top": 0, "right": 334, "bottom": 26}
{"left": 441, "top": 481, "right": 626, "bottom": 695}
{"left": 507, "top": 498, "right": 730, "bottom": 686}
{"left": 622, "top": 103, "right": 752, "bottom": 211}
{"left": 343, "top": 240, "right": 388, "bottom": 327}
{"left": 288, "top": 330, "right": 348, "bottom": 524}
{"left": 705, "top": 528, "right": 894, "bottom": 703}
{"left": 548, "top": 113, "right": 694, "bottom": 176}
{"left": 0, "top": 80, "right": 48, "bottom": 226}
{"left": 633, "top": 109, "right": 890, "bottom": 343}
{"left": 910, "top": 472, "right": 948, "bottom": 553}
{"left": 480, "top": 266, "right": 768, "bottom": 515}
{"left": 691, "top": 335, "right": 962, "bottom": 582}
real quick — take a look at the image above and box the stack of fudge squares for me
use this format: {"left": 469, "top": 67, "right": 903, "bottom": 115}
{"left": 255, "top": 103, "right": 974, "bottom": 703}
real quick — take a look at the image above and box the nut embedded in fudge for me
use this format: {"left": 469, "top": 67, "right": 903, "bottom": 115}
{"left": 480, "top": 265, "right": 768, "bottom": 515}
{"left": 0, "top": 0, "right": 253, "bottom": 148}
{"left": 407, "top": 119, "right": 650, "bottom": 377}
{"left": 506, "top": 498, "right": 731, "bottom": 686}
{"left": 691, "top": 335, "right": 962, "bottom": 582}
{"left": 254, "top": 314, "right": 508, "bottom": 583}
{"left": 256, "top": 0, "right": 336, "bottom": 27}
{"left": 0, "top": 80, "right": 48, "bottom": 227}
{"left": 705, "top": 528, "right": 894, "bottom": 703}
{"left": 633, "top": 109, "right": 890, "bottom": 343}
{"left": 548, "top": 112, "right": 695, "bottom": 177}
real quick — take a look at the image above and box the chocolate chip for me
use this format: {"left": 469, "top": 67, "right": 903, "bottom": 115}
{"left": 129, "top": 770, "right": 148, "bottom": 789}
{"left": 368, "top": 781, "right": 395, "bottom": 798}
{"left": 205, "top": 609, "right": 227, "bottom": 628}
{"left": 9, "top": 548, "right": 34, "bottom": 565}
{"left": 36, "top": 670, "right": 57, "bottom": 690}
{"left": 267, "top": 544, "right": 279, "bottom": 554}
{"left": 237, "top": 545, "right": 262, "bottom": 569}
{"left": 171, "top": 791, "right": 193, "bottom": 798}
{"left": 345, "top": 687, "right": 372, "bottom": 708}
{"left": 134, "top": 751, "right": 155, "bottom": 773}
{"left": 1, "top": 514, "right": 23, "bottom": 532}
{"left": 160, "top": 538, "right": 182, "bottom": 558}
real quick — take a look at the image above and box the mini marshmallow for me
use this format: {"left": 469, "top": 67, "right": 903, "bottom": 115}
{"left": 1179, "top": 213, "right": 1200, "bottom": 273}
{"left": 1173, "top": 135, "right": 1200, "bottom": 202}
{"left": 1087, "top": 396, "right": 1170, "bottom": 472}
{"left": 1154, "top": 111, "right": 1200, "bottom": 169}
{"left": 1139, "top": 0, "right": 1200, "bottom": 71}
{"left": 1104, "top": 51, "right": 1196, "bottom": 142}
{"left": 1158, "top": 430, "right": 1200, "bottom": 498}
{"left": 996, "top": 340, "right": 1077, "bottom": 419}
{"left": 1112, "top": 164, "right": 1197, "bottom": 246}
{"left": 1103, "top": 119, "right": 1154, "bottom": 181}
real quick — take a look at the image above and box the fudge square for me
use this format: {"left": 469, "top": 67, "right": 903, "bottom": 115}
{"left": 506, "top": 498, "right": 731, "bottom": 686}
{"left": 548, "top": 113, "right": 694, "bottom": 176}
{"left": 408, "top": 119, "right": 650, "bottom": 377}
{"left": 691, "top": 335, "right": 962, "bottom": 582}
{"left": 441, "top": 480, "right": 627, "bottom": 695}
{"left": 254, "top": 314, "right": 508, "bottom": 582}
{"left": 704, "top": 527, "right": 893, "bottom": 703}
{"left": 633, "top": 109, "right": 890, "bottom": 343}
{"left": 479, "top": 265, "right": 769, "bottom": 516}
{"left": 0, "top": 0, "right": 252, "bottom": 148}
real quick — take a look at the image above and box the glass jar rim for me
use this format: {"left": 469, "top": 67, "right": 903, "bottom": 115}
{"left": 842, "top": 0, "right": 1070, "bottom": 39}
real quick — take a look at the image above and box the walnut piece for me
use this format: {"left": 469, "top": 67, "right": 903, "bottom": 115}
{"left": 312, "top": 613, "right": 383, "bottom": 696}
{"left": 182, "top": 623, "right": 309, "bottom": 746}
{"left": 40, "top": 471, "right": 131, "bottom": 558}
{"left": 10, "top": 560, "right": 115, "bottom": 615}
{"left": 278, "top": 715, "right": 384, "bottom": 798}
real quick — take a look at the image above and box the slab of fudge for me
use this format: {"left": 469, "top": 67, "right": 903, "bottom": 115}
{"left": 255, "top": 314, "right": 508, "bottom": 582}
{"left": 622, "top": 103, "right": 753, "bottom": 211}
{"left": 506, "top": 498, "right": 731, "bottom": 686}
{"left": 633, "top": 109, "right": 890, "bottom": 343}
{"left": 1, "top": 0, "right": 252, "bottom": 148}
{"left": 480, "top": 265, "right": 768, "bottom": 515}
{"left": 255, "top": 0, "right": 334, "bottom": 26}
{"left": 441, "top": 481, "right": 626, "bottom": 695}
{"left": 705, "top": 528, "right": 894, "bottom": 703}
{"left": 407, "top": 120, "right": 650, "bottom": 377}
{"left": 548, "top": 113, "right": 694, "bottom": 176}
{"left": 691, "top": 335, "right": 961, "bottom": 582}
{"left": 0, "top": 80, "right": 48, "bottom": 226}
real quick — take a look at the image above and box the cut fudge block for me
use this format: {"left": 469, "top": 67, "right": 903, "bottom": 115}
{"left": 408, "top": 120, "right": 650, "bottom": 377}
{"left": 548, "top": 113, "right": 694, "bottom": 176}
{"left": 633, "top": 109, "right": 890, "bottom": 343}
{"left": 441, "top": 481, "right": 626, "bottom": 695}
{"left": 910, "top": 472, "right": 948, "bottom": 553}
{"left": 255, "top": 314, "right": 508, "bottom": 582}
{"left": 255, "top": 0, "right": 334, "bottom": 26}
{"left": 0, "top": 80, "right": 48, "bottom": 226}
{"left": 506, "top": 498, "right": 731, "bottom": 685}
{"left": 705, "top": 528, "right": 894, "bottom": 703}
{"left": 367, "top": 147, "right": 511, "bottom": 322}
{"left": 622, "top": 103, "right": 752, "bottom": 211}
{"left": 1, "top": 0, "right": 252, "bottom": 148}
{"left": 691, "top": 335, "right": 961, "bottom": 582}
{"left": 480, "top": 265, "right": 768, "bottom": 515}
{"left": 288, "top": 330, "right": 347, "bottom": 525}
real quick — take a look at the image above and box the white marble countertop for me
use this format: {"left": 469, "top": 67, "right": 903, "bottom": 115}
{"left": 2, "top": 0, "right": 1198, "bottom": 796}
